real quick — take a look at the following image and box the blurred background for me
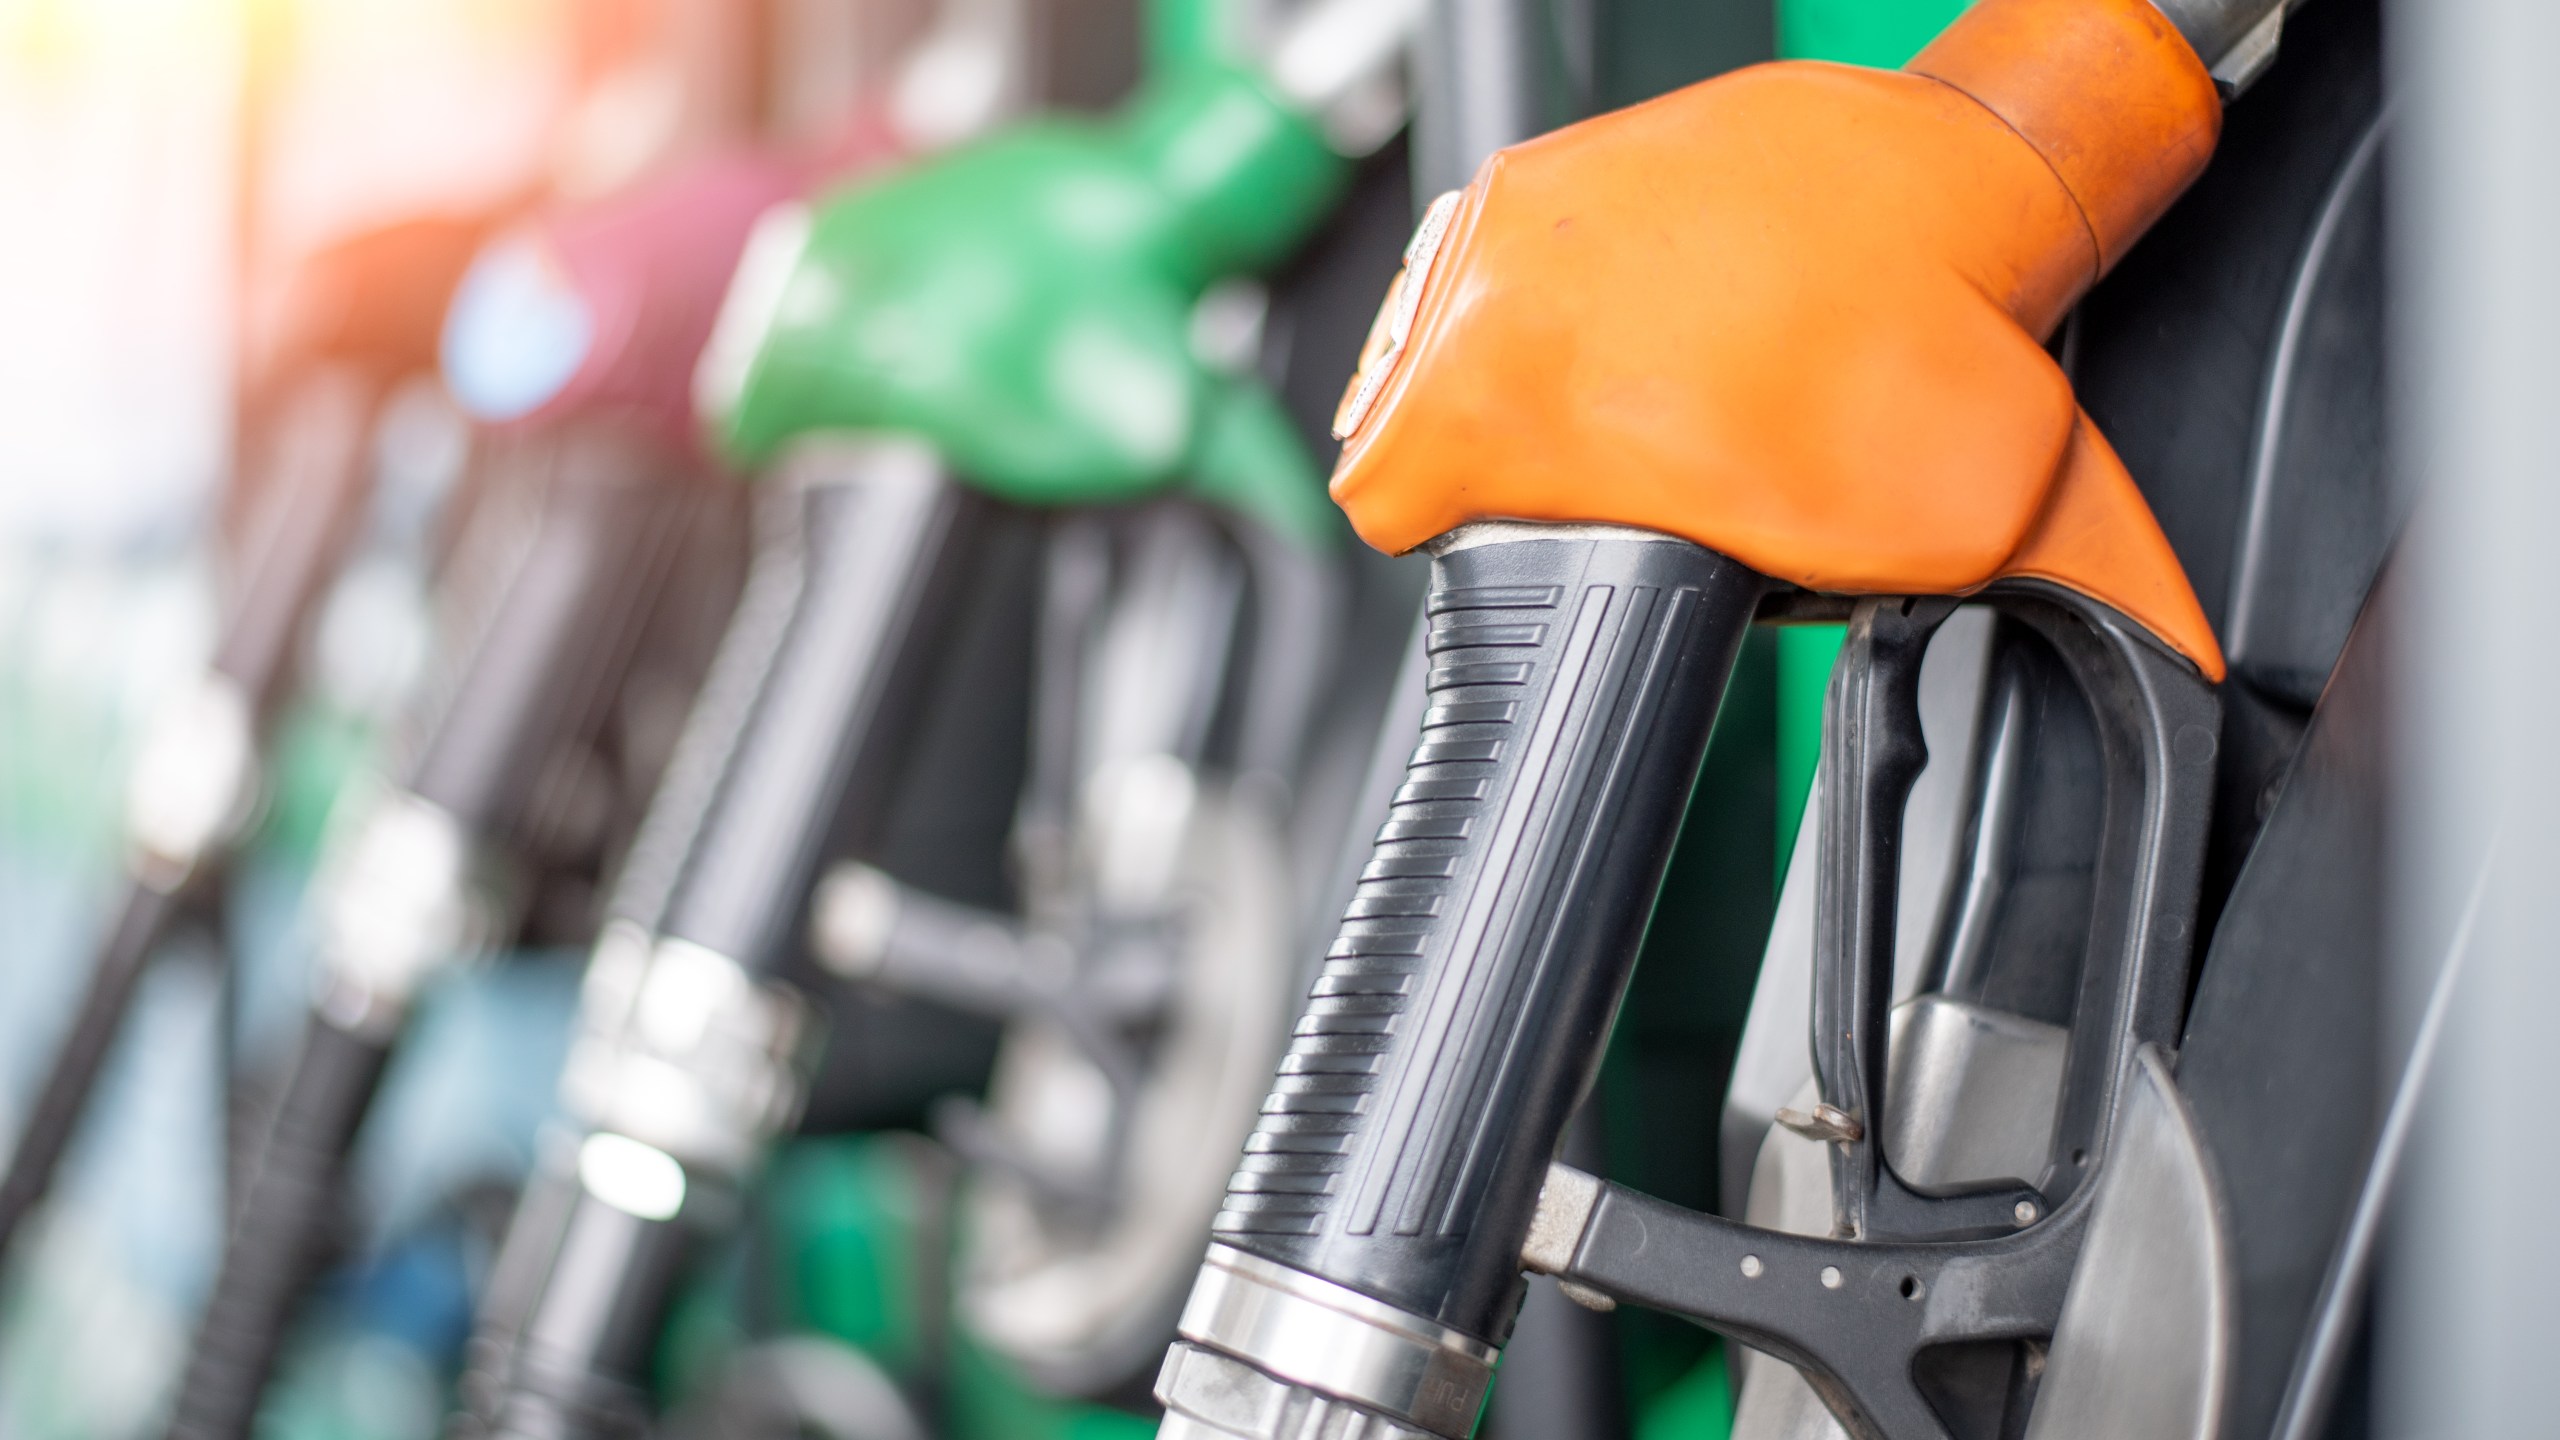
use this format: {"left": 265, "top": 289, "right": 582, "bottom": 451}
{"left": 0, "top": 1, "right": 1811, "bottom": 1433}
{"left": 3, "top": 5, "right": 601, "bottom": 1431}
{"left": 0, "top": 3, "right": 943, "bottom": 1432}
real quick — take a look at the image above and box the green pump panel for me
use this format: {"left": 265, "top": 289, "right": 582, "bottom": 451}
{"left": 1779, "top": 0, "right": 1973, "bottom": 66}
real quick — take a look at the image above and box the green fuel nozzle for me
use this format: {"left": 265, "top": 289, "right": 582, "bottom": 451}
{"left": 701, "top": 58, "right": 1347, "bottom": 522}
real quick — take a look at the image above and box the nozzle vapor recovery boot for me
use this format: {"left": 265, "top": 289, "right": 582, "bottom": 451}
{"left": 1153, "top": 3, "right": 2245, "bottom": 1437}
{"left": 0, "top": 212, "right": 498, "bottom": 1269}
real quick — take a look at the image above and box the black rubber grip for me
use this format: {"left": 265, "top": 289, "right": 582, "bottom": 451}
{"left": 649, "top": 450, "right": 979, "bottom": 976}
{"left": 449, "top": 1155, "right": 696, "bottom": 1440}
{"left": 0, "top": 882, "right": 182, "bottom": 1258}
{"left": 165, "top": 1015, "right": 395, "bottom": 1440}
{"left": 1212, "top": 530, "right": 1762, "bottom": 1342}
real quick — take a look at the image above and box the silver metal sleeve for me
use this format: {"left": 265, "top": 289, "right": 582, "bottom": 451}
{"left": 1158, "top": 1344, "right": 1439, "bottom": 1440}
{"left": 556, "top": 930, "right": 817, "bottom": 1175}
{"left": 312, "top": 785, "right": 483, "bottom": 1036}
{"left": 123, "top": 673, "right": 259, "bottom": 884}
{"left": 1160, "top": 1245, "right": 1498, "bottom": 1440}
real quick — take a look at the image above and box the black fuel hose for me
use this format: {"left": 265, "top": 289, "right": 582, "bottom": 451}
{"left": 0, "top": 883, "right": 184, "bottom": 1254}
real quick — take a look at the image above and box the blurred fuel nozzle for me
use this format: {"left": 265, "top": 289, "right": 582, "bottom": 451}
{"left": 0, "top": 208, "right": 509, "bottom": 1275}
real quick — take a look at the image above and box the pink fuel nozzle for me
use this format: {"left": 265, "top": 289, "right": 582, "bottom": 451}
{"left": 441, "top": 118, "right": 898, "bottom": 443}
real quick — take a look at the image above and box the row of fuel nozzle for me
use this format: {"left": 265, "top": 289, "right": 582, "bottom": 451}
{"left": 0, "top": 1, "right": 2332, "bottom": 1439}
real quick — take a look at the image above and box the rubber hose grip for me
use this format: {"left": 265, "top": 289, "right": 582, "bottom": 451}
{"left": 1210, "top": 529, "right": 1761, "bottom": 1341}
{"left": 165, "top": 1015, "right": 394, "bottom": 1440}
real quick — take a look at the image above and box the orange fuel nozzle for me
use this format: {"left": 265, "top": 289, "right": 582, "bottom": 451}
{"left": 1329, "top": 0, "right": 2227, "bottom": 679}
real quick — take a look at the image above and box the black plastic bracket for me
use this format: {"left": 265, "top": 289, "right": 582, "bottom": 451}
{"left": 1563, "top": 1177, "right": 2085, "bottom": 1440}
{"left": 1554, "top": 581, "right": 2219, "bottom": 1439}
{"left": 1815, "top": 586, "right": 2218, "bottom": 1242}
